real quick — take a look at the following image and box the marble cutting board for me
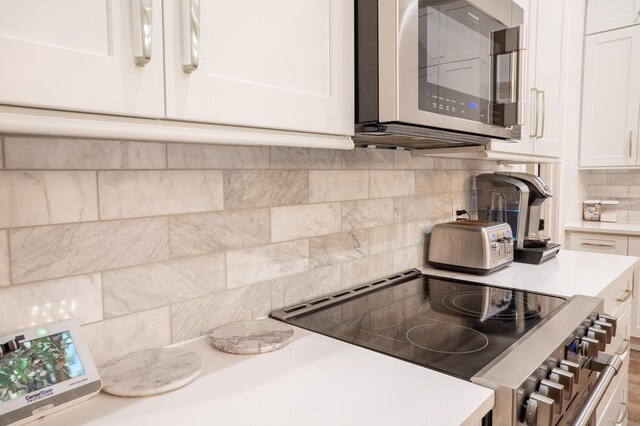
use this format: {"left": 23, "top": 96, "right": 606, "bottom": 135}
{"left": 99, "top": 347, "right": 204, "bottom": 397}
{"left": 209, "top": 319, "right": 294, "bottom": 355}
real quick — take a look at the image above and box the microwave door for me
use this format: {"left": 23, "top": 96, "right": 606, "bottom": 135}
{"left": 490, "top": 25, "right": 526, "bottom": 127}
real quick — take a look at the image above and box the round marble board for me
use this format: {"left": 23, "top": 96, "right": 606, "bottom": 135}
{"left": 209, "top": 319, "right": 294, "bottom": 355}
{"left": 99, "top": 347, "right": 204, "bottom": 397}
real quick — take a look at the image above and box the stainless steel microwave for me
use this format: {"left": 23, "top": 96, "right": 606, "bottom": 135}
{"left": 354, "top": 0, "right": 526, "bottom": 150}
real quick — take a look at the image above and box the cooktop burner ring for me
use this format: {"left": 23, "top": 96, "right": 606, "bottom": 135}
{"left": 406, "top": 320, "right": 489, "bottom": 354}
{"left": 444, "top": 292, "right": 544, "bottom": 320}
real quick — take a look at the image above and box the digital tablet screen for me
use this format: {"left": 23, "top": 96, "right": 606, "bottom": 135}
{"left": 0, "top": 331, "right": 85, "bottom": 404}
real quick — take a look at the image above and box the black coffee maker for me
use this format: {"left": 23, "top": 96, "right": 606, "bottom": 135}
{"left": 476, "top": 172, "right": 561, "bottom": 264}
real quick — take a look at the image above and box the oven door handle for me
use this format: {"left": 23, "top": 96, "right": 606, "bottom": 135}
{"left": 489, "top": 24, "right": 526, "bottom": 127}
{"left": 571, "top": 354, "right": 624, "bottom": 426}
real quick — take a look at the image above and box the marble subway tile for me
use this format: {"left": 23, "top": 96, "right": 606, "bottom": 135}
{"left": 586, "top": 186, "right": 629, "bottom": 198}
{"left": 170, "top": 283, "right": 271, "bottom": 343}
{"left": 629, "top": 186, "right": 640, "bottom": 197}
{"left": 224, "top": 170, "right": 308, "bottom": 209}
{"left": 81, "top": 307, "right": 171, "bottom": 365}
{"left": 11, "top": 218, "right": 169, "bottom": 284}
{"left": 168, "top": 144, "right": 270, "bottom": 169}
{"left": 271, "top": 203, "right": 341, "bottom": 242}
{"left": 169, "top": 209, "right": 270, "bottom": 258}
{"left": 4, "top": 138, "right": 166, "bottom": 170}
{"left": 370, "top": 171, "right": 415, "bottom": 198}
{"left": 415, "top": 170, "right": 450, "bottom": 195}
{"left": 309, "top": 171, "right": 369, "bottom": 202}
{"left": 342, "top": 148, "right": 394, "bottom": 169}
{"left": 607, "top": 173, "right": 640, "bottom": 186}
{"left": 342, "top": 198, "right": 394, "bottom": 231}
{"left": 393, "top": 196, "right": 434, "bottom": 222}
{"left": 270, "top": 146, "right": 342, "bottom": 169}
{"left": 0, "top": 231, "right": 9, "bottom": 287}
{"left": 369, "top": 222, "right": 419, "bottom": 255}
{"left": 341, "top": 252, "right": 394, "bottom": 289}
{"left": 98, "top": 170, "right": 223, "bottom": 220}
{"left": 393, "top": 151, "right": 435, "bottom": 170}
{"left": 271, "top": 264, "right": 342, "bottom": 309}
{"left": 587, "top": 173, "right": 607, "bottom": 186}
{"left": 103, "top": 253, "right": 226, "bottom": 318}
{"left": 0, "top": 171, "right": 98, "bottom": 228}
{"left": 434, "top": 158, "right": 467, "bottom": 170}
{"left": 0, "top": 274, "right": 103, "bottom": 332}
{"left": 227, "top": 240, "right": 309, "bottom": 288}
{"left": 392, "top": 245, "right": 425, "bottom": 271}
{"left": 309, "top": 230, "right": 369, "bottom": 268}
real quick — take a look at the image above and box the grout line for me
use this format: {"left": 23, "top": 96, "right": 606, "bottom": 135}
{"left": 4, "top": 229, "right": 13, "bottom": 287}
{"left": 1, "top": 136, "right": 5, "bottom": 169}
{"left": 95, "top": 170, "right": 101, "bottom": 220}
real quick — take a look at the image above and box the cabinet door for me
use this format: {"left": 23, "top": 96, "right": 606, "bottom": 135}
{"left": 580, "top": 26, "right": 640, "bottom": 167}
{"left": 530, "top": 0, "right": 564, "bottom": 158}
{"left": 0, "top": 0, "right": 164, "bottom": 117}
{"left": 163, "top": 0, "right": 353, "bottom": 136}
{"left": 586, "top": 0, "right": 640, "bottom": 35}
{"left": 627, "top": 237, "right": 640, "bottom": 338}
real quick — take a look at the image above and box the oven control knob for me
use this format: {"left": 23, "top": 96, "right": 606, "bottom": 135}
{"left": 599, "top": 314, "right": 617, "bottom": 336}
{"left": 594, "top": 320, "right": 613, "bottom": 344}
{"left": 525, "top": 393, "right": 555, "bottom": 426}
{"left": 587, "top": 327, "right": 607, "bottom": 351}
{"left": 538, "top": 379, "right": 564, "bottom": 414}
{"left": 559, "top": 359, "right": 581, "bottom": 384}
{"left": 581, "top": 336, "right": 600, "bottom": 358}
{"left": 549, "top": 367, "right": 573, "bottom": 400}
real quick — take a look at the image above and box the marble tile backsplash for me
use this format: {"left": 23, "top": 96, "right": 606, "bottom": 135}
{"left": 586, "top": 170, "right": 640, "bottom": 222}
{"left": 0, "top": 136, "right": 503, "bottom": 364}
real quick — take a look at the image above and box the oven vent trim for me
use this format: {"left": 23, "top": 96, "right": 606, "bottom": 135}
{"left": 270, "top": 269, "right": 422, "bottom": 321}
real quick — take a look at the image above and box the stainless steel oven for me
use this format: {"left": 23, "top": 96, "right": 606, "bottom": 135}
{"left": 271, "top": 270, "right": 625, "bottom": 425}
{"left": 355, "top": 0, "right": 526, "bottom": 150}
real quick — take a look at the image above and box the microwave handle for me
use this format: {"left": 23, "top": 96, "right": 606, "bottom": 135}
{"left": 490, "top": 24, "right": 526, "bottom": 127}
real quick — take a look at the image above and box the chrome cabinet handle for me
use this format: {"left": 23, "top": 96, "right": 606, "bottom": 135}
{"left": 615, "top": 338, "right": 630, "bottom": 355}
{"left": 613, "top": 402, "right": 628, "bottom": 425}
{"left": 530, "top": 88, "right": 538, "bottom": 139}
{"left": 133, "top": 0, "right": 153, "bottom": 66}
{"left": 183, "top": 0, "right": 200, "bottom": 73}
{"left": 617, "top": 289, "right": 632, "bottom": 303}
{"left": 538, "top": 90, "right": 545, "bottom": 138}
{"left": 580, "top": 241, "right": 615, "bottom": 248}
{"left": 629, "top": 131, "right": 634, "bottom": 158}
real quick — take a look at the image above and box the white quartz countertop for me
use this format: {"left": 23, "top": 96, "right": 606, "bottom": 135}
{"left": 420, "top": 249, "right": 639, "bottom": 298}
{"left": 565, "top": 220, "right": 640, "bottom": 236}
{"left": 39, "top": 328, "right": 494, "bottom": 426}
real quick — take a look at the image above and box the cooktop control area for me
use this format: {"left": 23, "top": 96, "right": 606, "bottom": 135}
{"left": 274, "top": 273, "right": 565, "bottom": 380}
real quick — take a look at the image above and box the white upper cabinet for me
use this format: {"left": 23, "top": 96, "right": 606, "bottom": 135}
{"left": 0, "top": 0, "right": 165, "bottom": 117}
{"left": 586, "top": 0, "right": 640, "bottom": 35}
{"left": 487, "top": 0, "right": 564, "bottom": 160}
{"left": 163, "top": 0, "right": 354, "bottom": 136}
{"left": 580, "top": 26, "right": 640, "bottom": 167}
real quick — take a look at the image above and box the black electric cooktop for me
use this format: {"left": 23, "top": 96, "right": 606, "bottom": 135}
{"left": 275, "top": 274, "right": 566, "bottom": 380}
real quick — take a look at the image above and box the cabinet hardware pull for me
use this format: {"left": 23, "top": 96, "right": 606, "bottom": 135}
{"left": 133, "top": 0, "right": 153, "bottom": 66}
{"left": 613, "top": 402, "right": 628, "bottom": 425}
{"left": 630, "top": 131, "right": 634, "bottom": 158}
{"left": 538, "top": 90, "right": 545, "bottom": 138}
{"left": 530, "top": 88, "right": 538, "bottom": 139}
{"left": 615, "top": 338, "right": 630, "bottom": 355}
{"left": 616, "top": 289, "right": 632, "bottom": 303}
{"left": 183, "top": 0, "right": 200, "bottom": 73}
{"left": 580, "top": 242, "right": 615, "bottom": 248}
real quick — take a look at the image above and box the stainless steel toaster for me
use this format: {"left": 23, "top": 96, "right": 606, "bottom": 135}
{"left": 428, "top": 220, "right": 513, "bottom": 275}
